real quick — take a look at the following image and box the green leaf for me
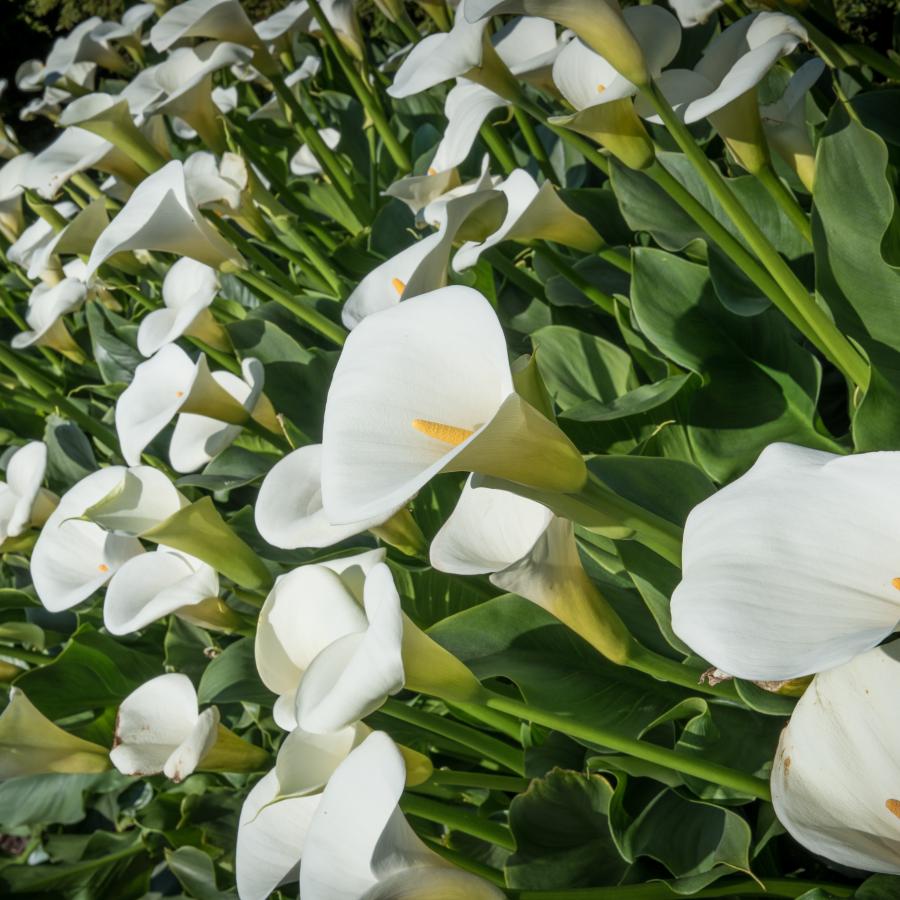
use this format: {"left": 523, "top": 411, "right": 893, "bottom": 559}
{"left": 167, "top": 846, "right": 235, "bottom": 900}
{"left": 198, "top": 637, "right": 273, "bottom": 706}
{"left": 505, "top": 769, "right": 628, "bottom": 889}
{"left": 562, "top": 375, "right": 692, "bottom": 423}
{"left": 176, "top": 446, "right": 276, "bottom": 492}
{"left": 43, "top": 414, "right": 97, "bottom": 490}
{"left": 0, "top": 772, "right": 119, "bottom": 827}
{"left": 86, "top": 302, "right": 143, "bottom": 386}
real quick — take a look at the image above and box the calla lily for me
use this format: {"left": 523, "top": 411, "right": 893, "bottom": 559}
{"left": 103, "top": 548, "right": 221, "bottom": 635}
{"left": 137, "top": 257, "right": 221, "bottom": 357}
{"left": 668, "top": 0, "right": 723, "bottom": 28}
{"left": 11, "top": 275, "right": 87, "bottom": 357}
{"left": 0, "top": 442, "right": 57, "bottom": 545}
{"left": 321, "top": 285, "right": 585, "bottom": 526}
{"left": 7, "top": 201, "right": 77, "bottom": 277}
{"left": 432, "top": 476, "right": 632, "bottom": 661}
{"left": 101, "top": 4, "right": 157, "bottom": 48}
{"left": 671, "top": 443, "right": 900, "bottom": 682}
{"left": 115, "top": 344, "right": 270, "bottom": 469}
{"left": 0, "top": 153, "right": 35, "bottom": 240}
{"left": 634, "top": 13, "right": 808, "bottom": 174}
{"left": 173, "top": 85, "right": 239, "bottom": 139}
{"left": 388, "top": 0, "right": 520, "bottom": 102}
{"left": 31, "top": 465, "right": 185, "bottom": 612}
{"left": 453, "top": 167, "right": 603, "bottom": 270}
{"left": 255, "top": 444, "right": 390, "bottom": 549}
{"left": 150, "top": 0, "right": 259, "bottom": 53}
{"left": 84, "top": 159, "right": 244, "bottom": 278}
{"left": 42, "top": 16, "right": 128, "bottom": 82}
{"left": 300, "top": 731, "right": 504, "bottom": 900}
{"left": 342, "top": 186, "right": 503, "bottom": 328}
{"left": 248, "top": 58, "right": 322, "bottom": 123}
{"left": 760, "top": 58, "right": 824, "bottom": 192}
{"left": 771, "top": 642, "right": 900, "bottom": 873}
{"left": 183, "top": 151, "right": 248, "bottom": 212}
{"left": 290, "top": 128, "right": 341, "bottom": 177}
{"left": 145, "top": 42, "right": 253, "bottom": 151}
{"left": 464, "top": 0, "right": 651, "bottom": 88}
{"left": 109, "top": 673, "right": 220, "bottom": 781}
{"left": 24, "top": 196, "right": 109, "bottom": 281}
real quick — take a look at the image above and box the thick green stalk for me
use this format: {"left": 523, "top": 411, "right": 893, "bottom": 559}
{"left": 380, "top": 699, "right": 525, "bottom": 775}
{"left": 400, "top": 794, "right": 517, "bottom": 850}
{"left": 641, "top": 83, "right": 869, "bottom": 390}
{"left": 482, "top": 691, "right": 772, "bottom": 801}
{"left": 485, "top": 249, "right": 547, "bottom": 303}
{"left": 513, "top": 108, "right": 557, "bottom": 184}
{"left": 426, "top": 770, "right": 530, "bottom": 792}
{"left": 305, "top": 0, "right": 412, "bottom": 172}
{"left": 480, "top": 121, "right": 517, "bottom": 175}
{"left": 756, "top": 164, "right": 812, "bottom": 245}
{"left": 538, "top": 245, "right": 616, "bottom": 314}
{"left": 236, "top": 270, "right": 346, "bottom": 346}
{"left": 509, "top": 879, "right": 855, "bottom": 899}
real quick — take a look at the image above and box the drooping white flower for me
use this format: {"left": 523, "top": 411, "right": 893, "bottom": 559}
{"left": 31, "top": 466, "right": 186, "bottom": 612}
{"left": 103, "top": 549, "right": 219, "bottom": 635}
{"left": 109, "top": 673, "right": 220, "bottom": 782}
{"left": 137, "top": 258, "right": 219, "bottom": 357}
{"left": 0, "top": 442, "right": 56, "bottom": 545}
{"left": 84, "top": 159, "right": 244, "bottom": 278}
{"left": 115, "top": 345, "right": 266, "bottom": 469}
{"left": 11, "top": 275, "right": 87, "bottom": 354}
{"left": 255, "top": 444, "right": 391, "bottom": 550}
{"left": 342, "top": 185, "right": 502, "bottom": 328}
{"left": 150, "top": 0, "right": 260, "bottom": 53}
{"left": 300, "top": 731, "right": 504, "bottom": 899}
{"left": 100, "top": 4, "right": 157, "bottom": 47}
{"left": 667, "top": 0, "right": 723, "bottom": 28}
{"left": 321, "top": 285, "right": 585, "bottom": 526}
{"left": 771, "top": 642, "right": 900, "bottom": 874}
{"left": 671, "top": 443, "right": 900, "bottom": 682}
{"left": 453, "top": 167, "right": 603, "bottom": 270}
{"left": 41, "top": 16, "right": 128, "bottom": 83}
{"left": 290, "top": 128, "right": 341, "bottom": 177}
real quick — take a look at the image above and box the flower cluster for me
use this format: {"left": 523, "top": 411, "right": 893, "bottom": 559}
{"left": 0, "top": 0, "right": 897, "bottom": 896}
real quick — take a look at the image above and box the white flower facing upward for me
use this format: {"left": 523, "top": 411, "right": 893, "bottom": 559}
{"left": 321, "top": 285, "right": 586, "bottom": 526}
{"left": 255, "top": 444, "right": 392, "bottom": 550}
{"left": 771, "top": 642, "right": 900, "bottom": 874}
{"left": 84, "top": 160, "right": 244, "bottom": 279}
{"left": 150, "top": 0, "right": 259, "bottom": 53}
{"left": 300, "top": 731, "right": 504, "bottom": 899}
{"left": 0, "top": 442, "right": 57, "bottom": 545}
{"left": 115, "top": 344, "right": 272, "bottom": 471}
{"left": 671, "top": 443, "right": 900, "bottom": 682}
{"left": 30, "top": 466, "right": 186, "bottom": 613}
{"left": 110, "top": 673, "right": 220, "bottom": 782}
{"left": 137, "top": 257, "right": 221, "bottom": 357}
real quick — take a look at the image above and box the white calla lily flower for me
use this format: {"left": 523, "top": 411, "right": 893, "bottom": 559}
{"left": 150, "top": 0, "right": 259, "bottom": 52}
{"left": 0, "top": 153, "right": 35, "bottom": 240}
{"left": 321, "top": 285, "right": 585, "bottom": 526}
{"left": 760, "top": 58, "right": 824, "bottom": 192}
{"left": 255, "top": 444, "right": 390, "bottom": 550}
{"left": 672, "top": 443, "right": 900, "bottom": 682}
{"left": 290, "top": 128, "right": 341, "bottom": 177}
{"left": 254, "top": 549, "right": 386, "bottom": 729}
{"left": 115, "top": 344, "right": 267, "bottom": 468}
{"left": 42, "top": 16, "right": 127, "bottom": 82}
{"left": 6, "top": 201, "right": 77, "bottom": 275}
{"left": 84, "top": 160, "right": 244, "bottom": 278}
{"left": 300, "top": 731, "right": 504, "bottom": 900}
{"left": 101, "top": 4, "right": 157, "bottom": 46}
{"left": 30, "top": 465, "right": 185, "bottom": 612}
{"left": 137, "top": 257, "right": 220, "bottom": 357}
{"left": 11, "top": 276, "right": 86, "bottom": 355}
{"left": 173, "top": 86, "right": 239, "bottom": 139}
{"left": 24, "top": 196, "right": 109, "bottom": 282}
{"left": 453, "top": 167, "right": 602, "bottom": 270}
{"left": 110, "top": 673, "right": 220, "bottom": 781}
{"left": 254, "top": 0, "right": 361, "bottom": 53}
{"left": 183, "top": 151, "right": 248, "bottom": 211}
{"left": 342, "top": 186, "right": 502, "bottom": 328}
{"left": 0, "top": 442, "right": 56, "bottom": 544}
{"left": 771, "top": 642, "right": 900, "bottom": 873}
{"left": 667, "top": 0, "right": 723, "bottom": 28}
{"left": 248, "top": 58, "right": 321, "bottom": 123}
{"left": 103, "top": 549, "right": 219, "bottom": 635}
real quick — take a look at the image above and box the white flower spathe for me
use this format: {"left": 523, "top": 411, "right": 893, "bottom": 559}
{"left": 109, "top": 673, "right": 219, "bottom": 782}
{"left": 0, "top": 442, "right": 56, "bottom": 545}
{"left": 290, "top": 128, "right": 341, "bottom": 177}
{"left": 671, "top": 443, "right": 900, "bottom": 681}
{"left": 771, "top": 642, "right": 900, "bottom": 873}
{"left": 150, "top": 0, "right": 259, "bottom": 53}
{"left": 300, "top": 731, "right": 504, "bottom": 899}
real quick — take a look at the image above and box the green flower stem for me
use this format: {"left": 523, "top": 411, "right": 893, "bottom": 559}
{"left": 399, "top": 794, "right": 517, "bottom": 850}
{"left": 213, "top": 217, "right": 295, "bottom": 292}
{"left": 0, "top": 645, "right": 48, "bottom": 665}
{"left": 481, "top": 691, "right": 772, "bottom": 801}
{"left": 69, "top": 172, "right": 104, "bottom": 201}
{"left": 485, "top": 249, "right": 547, "bottom": 303}
{"left": 640, "top": 83, "right": 869, "bottom": 390}
{"left": 426, "top": 770, "right": 531, "bottom": 792}
{"left": 512, "top": 108, "right": 557, "bottom": 184}
{"left": 380, "top": 698, "right": 525, "bottom": 775}
{"left": 263, "top": 238, "right": 334, "bottom": 297}
{"left": 394, "top": 12, "right": 422, "bottom": 45}
{"left": 269, "top": 75, "right": 369, "bottom": 227}
{"left": 480, "top": 121, "right": 518, "bottom": 175}
{"left": 423, "top": 840, "right": 507, "bottom": 887}
{"left": 236, "top": 270, "right": 346, "bottom": 346}
{"left": 508, "top": 878, "right": 855, "bottom": 899}
{"left": 275, "top": 229, "right": 345, "bottom": 298}
{"left": 305, "top": 0, "right": 412, "bottom": 172}
{"left": 755, "top": 164, "right": 812, "bottom": 245}
{"left": 537, "top": 245, "right": 616, "bottom": 315}
{"left": 449, "top": 701, "right": 525, "bottom": 743}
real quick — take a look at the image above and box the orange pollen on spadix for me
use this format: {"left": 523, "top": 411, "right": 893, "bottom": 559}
{"left": 391, "top": 278, "right": 406, "bottom": 295}
{"left": 892, "top": 577, "right": 900, "bottom": 591}
{"left": 411, "top": 419, "right": 475, "bottom": 447}
{"left": 428, "top": 166, "right": 437, "bottom": 175}
{"left": 98, "top": 563, "right": 109, "bottom": 573}
{"left": 596, "top": 83, "right": 606, "bottom": 93}
{"left": 175, "top": 390, "right": 185, "bottom": 398}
